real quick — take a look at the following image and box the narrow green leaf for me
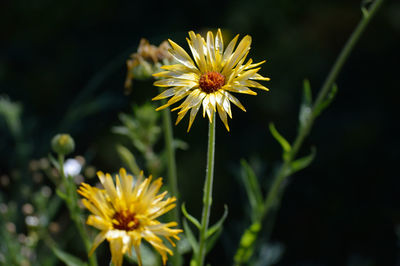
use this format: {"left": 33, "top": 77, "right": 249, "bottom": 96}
{"left": 56, "top": 188, "right": 67, "bottom": 200}
{"left": 177, "top": 235, "right": 192, "bottom": 255}
{"left": 240, "top": 159, "right": 264, "bottom": 220}
{"left": 51, "top": 246, "right": 88, "bottom": 266}
{"left": 48, "top": 153, "right": 59, "bottom": 170}
{"left": 181, "top": 203, "right": 201, "bottom": 229}
{"left": 314, "top": 83, "right": 338, "bottom": 117}
{"left": 183, "top": 219, "right": 199, "bottom": 254}
{"left": 115, "top": 145, "right": 141, "bottom": 176}
{"left": 206, "top": 226, "right": 223, "bottom": 254}
{"left": 269, "top": 123, "right": 291, "bottom": 161}
{"left": 206, "top": 205, "right": 228, "bottom": 239}
{"left": 290, "top": 147, "right": 316, "bottom": 174}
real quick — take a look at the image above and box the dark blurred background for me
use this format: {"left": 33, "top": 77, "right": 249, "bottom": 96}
{"left": 1, "top": 0, "right": 400, "bottom": 265}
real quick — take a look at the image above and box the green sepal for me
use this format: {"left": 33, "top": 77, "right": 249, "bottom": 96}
{"left": 314, "top": 83, "right": 338, "bottom": 118}
{"left": 51, "top": 246, "right": 88, "bottom": 266}
{"left": 183, "top": 218, "right": 199, "bottom": 254}
{"left": 240, "top": 160, "right": 263, "bottom": 219}
{"left": 299, "top": 79, "right": 313, "bottom": 131}
{"left": 289, "top": 147, "right": 316, "bottom": 175}
{"left": 206, "top": 205, "right": 228, "bottom": 239}
{"left": 115, "top": 144, "right": 141, "bottom": 176}
{"left": 269, "top": 123, "right": 291, "bottom": 161}
{"left": 181, "top": 203, "right": 201, "bottom": 229}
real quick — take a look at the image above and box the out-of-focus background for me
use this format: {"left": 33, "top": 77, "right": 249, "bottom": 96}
{"left": 1, "top": 0, "right": 400, "bottom": 265}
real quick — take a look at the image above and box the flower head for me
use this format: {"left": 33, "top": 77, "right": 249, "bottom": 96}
{"left": 152, "top": 29, "right": 270, "bottom": 131}
{"left": 78, "top": 168, "right": 182, "bottom": 266}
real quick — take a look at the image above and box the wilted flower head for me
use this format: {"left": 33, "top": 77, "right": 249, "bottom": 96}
{"left": 125, "top": 39, "right": 173, "bottom": 92}
{"left": 78, "top": 168, "right": 181, "bottom": 266}
{"left": 152, "top": 29, "right": 270, "bottom": 131}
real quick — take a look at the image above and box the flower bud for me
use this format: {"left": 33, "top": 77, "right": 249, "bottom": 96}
{"left": 51, "top": 134, "right": 75, "bottom": 155}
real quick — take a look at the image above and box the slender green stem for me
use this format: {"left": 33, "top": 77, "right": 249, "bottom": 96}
{"left": 58, "top": 154, "right": 98, "bottom": 266}
{"left": 159, "top": 94, "right": 182, "bottom": 266}
{"left": 197, "top": 116, "right": 216, "bottom": 266}
{"left": 262, "top": 0, "right": 384, "bottom": 221}
{"left": 234, "top": 1, "right": 384, "bottom": 263}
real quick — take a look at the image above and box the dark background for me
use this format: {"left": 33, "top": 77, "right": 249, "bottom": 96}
{"left": 1, "top": 0, "right": 400, "bottom": 265}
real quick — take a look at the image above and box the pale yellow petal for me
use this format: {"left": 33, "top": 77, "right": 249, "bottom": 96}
{"left": 168, "top": 39, "right": 197, "bottom": 70}
{"left": 222, "top": 34, "right": 239, "bottom": 65}
{"left": 222, "top": 35, "right": 252, "bottom": 75}
{"left": 217, "top": 103, "right": 230, "bottom": 131}
{"left": 153, "top": 78, "right": 197, "bottom": 88}
{"left": 226, "top": 85, "right": 257, "bottom": 95}
{"left": 187, "top": 101, "right": 202, "bottom": 132}
{"left": 110, "top": 237, "right": 124, "bottom": 266}
{"left": 226, "top": 92, "right": 246, "bottom": 112}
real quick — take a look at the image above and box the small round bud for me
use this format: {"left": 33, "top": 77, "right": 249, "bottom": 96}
{"left": 51, "top": 134, "right": 75, "bottom": 155}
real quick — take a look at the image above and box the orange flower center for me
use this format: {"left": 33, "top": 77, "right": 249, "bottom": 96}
{"left": 112, "top": 210, "right": 139, "bottom": 231}
{"left": 199, "top": 71, "right": 225, "bottom": 94}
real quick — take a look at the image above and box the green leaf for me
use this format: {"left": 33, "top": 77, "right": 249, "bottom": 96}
{"left": 314, "top": 83, "right": 338, "bottom": 118}
{"left": 240, "top": 160, "right": 263, "bottom": 218}
{"left": 56, "top": 188, "right": 67, "bottom": 200}
{"left": 234, "top": 222, "right": 262, "bottom": 264}
{"left": 183, "top": 218, "right": 199, "bottom": 254}
{"left": 206, "top": 205, "right": 228, "bottom": 239}
{"left": 269, "top": 123, "right": 291, "bottom": 161}
{"left": 51, "top": 246, "right": 88, "bottom": 266}
{"left": 48, "top": 153, "right": 60, "bottom": 170}
{"left": 115, "top": 145, "right": 141, "bottom": 176}
{"left": 206, "top": 226, "right": 223, "bottom": 254}
{"left": 289, "top": 147, "right": 316, "bottom": 174}
{"left": 299, "top": 79, "right": 313, "bottom": 131}
{"left": 181, "top": 203, "right": 201, "bottom": 229}
{"left": 177, "top": 235, "right": 192, "bottom": 255}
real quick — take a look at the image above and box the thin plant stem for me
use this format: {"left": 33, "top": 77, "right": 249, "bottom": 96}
{"left": 234, "top": 0, "right": 384, "bottom": 264}
{"left": 197, "top": 115, "right": 216, "bottom": 266}
{"left": 262, "top": 0, "right": 384, "bottom": 221}
{"left": 160, "top": 98, "right": 182, "bottom": 266}
{"left": 58, "top": 154, "right": 98, "bottom": 266}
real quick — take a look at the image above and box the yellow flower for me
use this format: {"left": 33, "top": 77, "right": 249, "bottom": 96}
{"left": 152, "top": 29, "right": 270, "bottom": 132}
{"left": 77, "top": 168, "right": 182, "bottom": 266}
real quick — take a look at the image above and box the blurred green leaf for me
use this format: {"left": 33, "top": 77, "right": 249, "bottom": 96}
{"left": 206, "top": 205, "right": 228, "bottom": 239}
{"left": 240, "top": 159, "right": 263, "bottom": 220}
{"left": 115, "top": 144, "right": 141, "bottom": 176}
{"left": 182, "top": 203, "right": 201, "bottom": 229}
{"left": 51, "top": 246, "right": 88, "bottom": 266}
{"left": 183, "top": 218, "right": 199, "bottom": 254}
{"left": 289, "top": 147, "right": 316, "bottom": 175}
{"left": 206, "top": 226, "right": 223, "bottom": 254}
{"left": 269, "top": 123, "right": 291, "bottom": 161}
{"left": 234, "top": 222, "right": 262, "bottom": 264}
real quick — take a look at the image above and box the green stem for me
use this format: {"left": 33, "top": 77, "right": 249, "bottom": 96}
{"left": 197, "top": 116, "right": 216, "bottom": 266}
{"left": 234, "top": 0, "right": 384, "bottom": 264}
{"left": 159, "top": 95, "right": 182, "bottom": 266}
{"left": 262, "top": 0, "right": 384, "bottom": 221}
{"left": 58, "top": 154, "right": 98, "bottom": 266}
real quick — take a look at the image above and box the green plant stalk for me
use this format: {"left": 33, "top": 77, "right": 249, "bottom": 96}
{"left": 196, "top": 116, "right": 216, "bottom": 266}
{"left": 234, "top": 0, "right": 384, "bottom": 263}
{"left": 159, "top": 96, "right": 182, "bottom": 266}
{"left": 58, "top": 154, "right": 98, "bottom": 266}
